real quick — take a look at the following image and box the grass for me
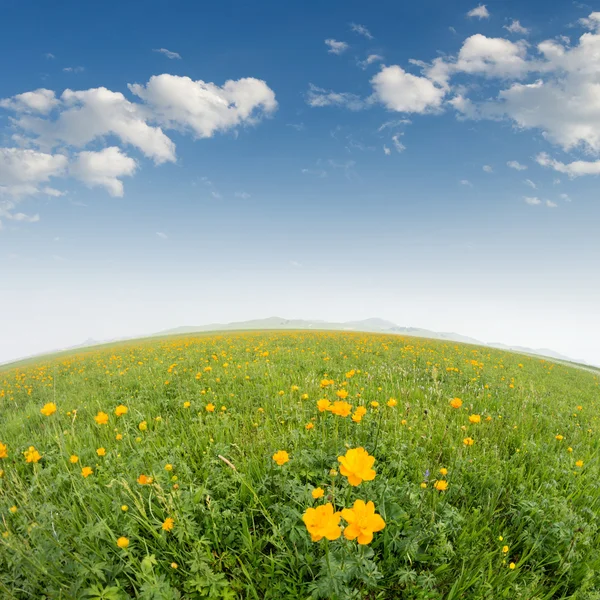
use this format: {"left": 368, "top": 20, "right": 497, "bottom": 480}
{"left": 0, "top": 330, "right": 599, "bottom": 599}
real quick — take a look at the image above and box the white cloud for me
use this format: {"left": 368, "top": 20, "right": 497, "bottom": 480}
{"left": 301, "top": 168, "right": 327, "bottom": 178}
{"left": 467, "top": 4, "right": 490, "bottom": 19}
{"left": 483, "top": 164, "right": 493, "bottom": 172}
{"left": 325, "top": 39, "right": 349, "bottom": 55}
{"left": 504, "top": 20, "right": 530, "bottom": 35}
{"left": 63, "top": 67, "right": 84, "bottom": 73}
{"left": 391, "top": 134, "right": 405, "bottom": 152}
{"left": 358, "top": 54, "right": 384, "bottom": 70}
{"left": 6, "top": 211, "right": 40, "bottom": 222}
{"left": 546, "top": 200, "right": 557, "bottom": 207}
{"left": 535, "top": 152, "right": 600, "bottom": 177}
{"left": 156, "top": 231, "right": 168, "bottom": 239}
{"left": 350, "top": 23, "right": 373, "bottom": 39}
{"left": 553, "top": 178, "right": 561, "bottom": 185}
{"left": 524, "top": 196, "right": 541, "bottom": 205}
{"left": 42, "top": 186, "right": 65, "bottom": 197}
{"left": 0, "top": 148, "right": 67, "bottom": 200}
{"left": 153, "top": 48, "right": 181, "bottom": 60}
{"left": 524, "top": 178, "right": 537, "bottom": 189}
{"left": 370, "top": 65, "right": 446, "bottom": 113}
{"left": 456, "top": 35, "right": 529, "bottom": 79}
{"left": 0, "top": 89, "right": 58, "bottom": 113}
{"left": 579, "top": 13, "right": 600, "bottom": 30}
{"left": 69, "top": 147, "right": 137, "bottom": 197}
{"left": 44, "top": 53, "right": 55, "bottom": 59}
{"left": 507, "top": 160, "right": 527, "bottom": 170}
{"left": 377, "top": 119, "right": 411, "bottom": 131}
{"left": 560, "top": 193, "right": 572, "bottom": 201}
{"left": 235, "top": 191, "right": 251, "bottom": 199}
{"left": 383, "top": 145, "right": 391, "bottom": 155}
{"left": 449, "top": 26, "right": 457, "bottom": 34}
{"left": 306, "top": 84, "right": 365, "bottom": 110}
{"left": 460, "top": 179, "right": 473, "bottom": 186}
{"left": 129, "top": 74, "right": 277, "bottom": 139}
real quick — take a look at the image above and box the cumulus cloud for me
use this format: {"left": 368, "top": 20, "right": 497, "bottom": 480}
{"left": 0, "top": 89, "right": 59, "bottom": 114}
{"left": 325, "top": 39, "right": 349, "bottom": 55}
{"left": 467, "top": 4, "right": 490, "bottom": 19}
{"left": 483, "top": 164, "right": 493, "bottom": 172}
{"left": 504, "top": 20, "right": 530, "bottom": 35}
{"left": 507, "top": 160, "right": 527, "bottom": 170}
{"left": 129, "top": 74, "right": 277, "bottom": 139}
{"left": 524, "top": 196, "right": 541, "bottom": 205}
{"left": 350, "top": 23, "right": 373, "bottom": 39}
{"left": 306, "top": 84, "right": 365, "bottom": 110}
{"left": 370, "top": 65, "right": 445, "bottom": 113}
{"left": 455, "top": 35, "right": 529, "bottom": 79}
{"left": 69, "top": 147, "right": 137, "bottom": 196}
{"left": 546, "top": 200, "right": 557, "bottom": 207}
{"left": 535, "top": 152, "right": 600, "bottom": 177}
{"left": 153, "top": 48, "right": 181, "bottom": 59}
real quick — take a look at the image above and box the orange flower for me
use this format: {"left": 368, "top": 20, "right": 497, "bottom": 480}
{"left": 317, "top": 399, "right": 331, "bottom": 413}
{"left": 116, "top": 536, "right": 129, "bottom": 549}
{"left": 114, "top": 405, "right": 128, "bottom": 417}
{"left": 0, "top": 442, "right": 7, "bottom": 459}
{"left": 205, "top": 403, "right": 216, "bottom": 412}
{"left": 24, "top": 446, "right": 42, "bottom": 463}
{"left": 434, "top": 480, "right": 448, "bottom": 491}
{"left": 162, "top": 517, "right": 175, "bottom": 531}
{"left": 302, "top": 503, "right": 342, "bottom": 541}
{"left": 463, "top": 437, "right": 475, "bottom": 446}
{"left": 387, "top": 398, "right": 397, "bottom": 407}
{"left": 338, "top": 447, "right": 376, "bottom": 486}
{"left": 81, "top": 466, "right": 93, "bottom": 478}
{"left": 40, "top": 402, "right": 57, "bottom": 417}
{"left": 94, "top": 412, "right": 109, "bottom": 425}
{"left": 336, "top": 389, "right": 349, "bottom": 399}
{"left": 272, "top": 450, "right": 289, "bottom": 466}
{"left": 69, "top": 455, "right": 79, "bottom": 464}
{"left": 305, "top": 422, "right": 314, "bottom": 430}
{"left": 311, "top": 487, "right": 325, "bottom": 499}
{"left": 370, "top": 401, "right": 379, "bottom": 408}
{"left": 341, "top": 499, "right": 385, "bottom": 545}
{"left": 450, "top": 398, "right": 463, "bottom": 409}
{"left": 575, "top": 460, "right": 584, "bottom": 468}
{"left": 555, "top": 434, "right": 564, "bottom": 441}
{"left": 137, "top": 474, "right": 153, "bottom": 485}
{"left": 329, "top": 401, "right": 352, "bottom": 417}
{"left": 96, "top": 447, "right": 106, "bottom": 457}
{"left": 469, "top": 414, "right": 481, "bottom": 424}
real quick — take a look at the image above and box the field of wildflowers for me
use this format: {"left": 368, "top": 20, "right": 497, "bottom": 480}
{"left": 0, "top": 331, "right": 599, "bottom": 599}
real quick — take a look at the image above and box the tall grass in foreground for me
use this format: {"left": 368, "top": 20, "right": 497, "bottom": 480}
{"left": 0, "top": 331, "right": 599, "bottom": 599}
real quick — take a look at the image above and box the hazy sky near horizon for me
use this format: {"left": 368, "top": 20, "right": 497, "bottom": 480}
{"left": 1, "top": 0, "right": 599, "bottom": 366}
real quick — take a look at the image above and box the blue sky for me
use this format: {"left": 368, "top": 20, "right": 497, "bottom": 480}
{"left": 1, "top": 0, "right": 599, "bottom": 365}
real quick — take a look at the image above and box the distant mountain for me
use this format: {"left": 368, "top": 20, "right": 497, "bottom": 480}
{"left": 487, "top": 343, "right": 587, "bottom": 365}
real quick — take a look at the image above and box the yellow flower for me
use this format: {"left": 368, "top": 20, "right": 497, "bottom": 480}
{"left": 70, "top": 455, "right": 79, "bottom": 463}
{"left": 9, "top": 506, "right": 17, "bottom": 514}
{"left": 0, "top": 470, "right": 4, "bottom": 478}
{"left": 320, "top": 379, "right": 334, "bottom": 388}
{"left": 24, "top": 446, "right": 42, "bottom": 463}
{"left": 96, "top": 447, "right": 106, "bottom": 457}
{"left": 0, "top": 442, "right": 8, "bottom": 459}
{"left": 509, "top": 562, "right": 516, "bottom": 570}
{"left": 346, "top": 369, "right": 356, "bottom": 378}
{"left": 301, "top": 393, "right": 309, "bottom": 400}
{"left": 317, "top": 399, "right": 331, "bottom": 412}
{"left": 387, "top": 398, "right": 397, "bottom": 407}
{"left": 575, "top": 460, "right": 584, "bottom": 467}
{"left": 370, "top": 401, "right": 379, "bottom": 408}
{"left": 498, "top": 536, "right": 503, "bottom": 541}
{"left": 165, "top": 463, "right": 173, "bottom": 471}
{"left": 434, "top": 480, "right": 448, "bottom": 491}
{"left": 329, "top": 401, "right": 352, "bottom": 417}
{"left": 420, "top": 482, "right": 427, "bottom": 488}
{"left": 81, "top": 466, "right": 93, "bottom": 478}
{"left": 137, "top": 474, "right": 153, "bottom": 485}
{"left": 116, "top": 433, "right": 123, "bottom": 441}
{"left": 302, "top": 503, "right": 342, "bottom": 541}
{"left": 567, "top": 447, "right": 573, "bottom": 453}
{"left": 311, "top": 487, "right": 325, "bottom": 499}
{"left": 291, "top": 385, "right": 300, "bottom": 392}
{"left": 469, "top": 414, "right": 481, "bottom": 424}
{"left": 183, "top": 401, "right": 191, "bottom": 408}
{"left": 205, "top": 403, "right": 216, "bottom": 412}
{"left": 220, "top": 406, "right": 227, "bottom": 412}
{"left": 401, "top": 419, "right": 407, "bottom": 426}
{"left": 336, "top": 389, "right": 349, "bottom": 399}
{"left": 341, "top": 499, "right": 386, "bottom": 545}
{"left": 117, "top": 536, "right": 129, "bottom": 549}
{"left": 114, "top": 405, "right": 128, "bottom": 417}
{"left": 439, "top": 468, "right": 448, "bottom": 476}
{"left": 305, "top": 422, "right": 314, "bottom": 430}
{"left": 577, "top": 405, "right": 582, "bottom": 410}
{"left": 171, "top": 562, "right": 178, "bottom": 569}
{"left": 555, "top": 434, "right": 564, "bottom": 441}
{"left": 121, "top": 505, "right": 128, "bottom": 512}
{"left": 162, "top": 517, "right": 175, "bottom": 531}
{"left": 94, "top": 412, "right": 109, "bottom": 425}
{"left": 338, "top": 447, "right": 376, "bottom": 486}
{"left": 463, "top": 437, "right": 475, "bottom": 446}
{"left": 40, "top": 402, "right": 57, "bottom": 416}
{"left": 450, "top": 398, "right": 463, "bottom": 409}
{"left": 272, "top": 450, "right": 289, "bottom": 466}
{"left": 502, "top": 545, "right": 509, "bottom": 553}
{"left": 138, "top": 420, "right": 148, "bottom": 431}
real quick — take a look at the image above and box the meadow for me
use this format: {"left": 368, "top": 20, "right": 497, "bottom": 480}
{"left": 0, "top": 331, "right": 599, "bottom": 599}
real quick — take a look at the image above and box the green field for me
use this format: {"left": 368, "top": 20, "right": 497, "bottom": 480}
{"left": 0, "top": 331, "right": 599, "bottom": 599}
